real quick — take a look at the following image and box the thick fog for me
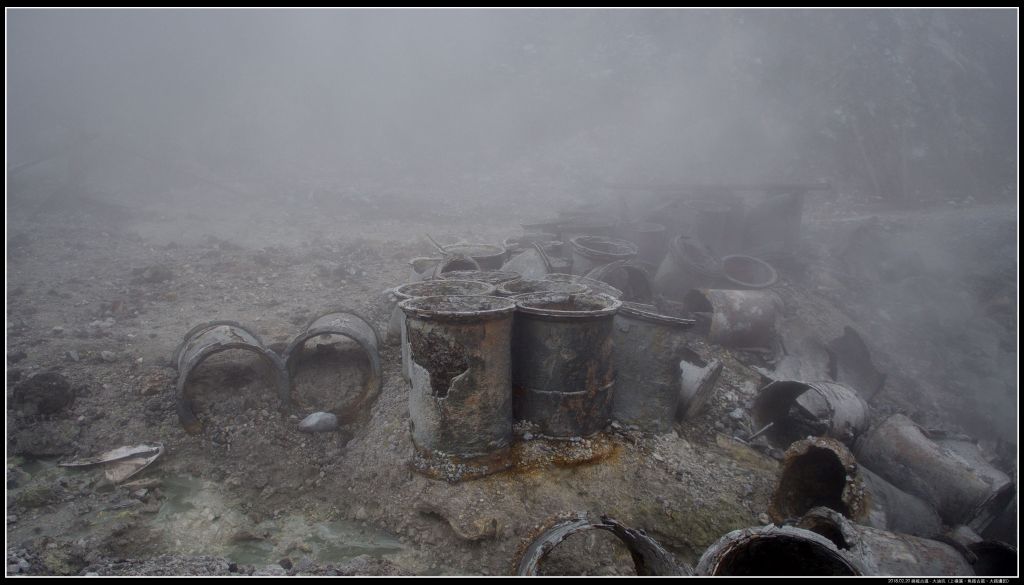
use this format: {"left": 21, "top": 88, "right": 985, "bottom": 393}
{"left": 8, "top": 9, "right": 1016, "bottom": 198}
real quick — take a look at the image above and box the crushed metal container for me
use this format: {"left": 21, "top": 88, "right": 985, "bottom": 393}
{"left": 684, "top": 288, "right": 782, "bottom": 349}
{"left": 282, "top": 309, "right": 383, "bottom": 425}
{"left": 611, "top": 302, "right": 695, "bottom": 432}
{"left": 516, "top": 512, "right": 689, "bottom": 576}
{"left": 653, "top": 235, "right": 722, "bottom": 302}
{"left": 173, "top": 321, "right": 290, "bottom": 434}
{"left": 696, "top": 524, "right": 861, "bottom": 576}
{"left": 400, "top": 295, "right": 517, "bottom": 482}
{"left": 569, "top": 236, "right": 638, "bottom": 276}
{"left": 512, "top": 291, "right": 621, "bottom": 438}
{"left": 854, "top": 414, "right": 1015, "bottom": 533}
{"left": 387, "top": 280, "right": 496, "bottom": 380}
{"left": 770, "top": 437, "right": 942, "bottom": 537}
{"left": 796, "top": 507, "right": 975, "bottom": 576}
{"left": 751, "top": 380, "right": 870, "bottom": 449}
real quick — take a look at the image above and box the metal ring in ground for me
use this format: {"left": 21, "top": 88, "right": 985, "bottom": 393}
{"left": 173, "top": 321, "right": 290, "bottom": 435}
{"left": 515, "top": 512, "right": 688, "bottom": 575}
{"left": 282, "top": 308, "right": 383, "bottom": 425}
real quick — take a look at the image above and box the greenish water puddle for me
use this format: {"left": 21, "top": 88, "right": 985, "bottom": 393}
{"left": 153, "top": 474, "right": 404, "bottom": 566}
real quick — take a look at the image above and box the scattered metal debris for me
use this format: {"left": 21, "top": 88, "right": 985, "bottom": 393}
{"left": 751, "top": 380, "right": 870, "bottom": 448}
{"left": 855, "top": 414, "right": 1015, "bottom": 533}
{"left": 60, "top": 443, "right": 165, "bottom": 484}
{"left": 512, "top": 292, "right": 621, "bottom": 439}
{"left": 515, "top": 512, "right": 688, "bottom": 576}
{"left": 769, "top": 437, "right": 942, "bottom": 537}
{"left": 795, "top": 507, "right": 974, "bottom": 576}
{"left": 695, "top": 524, "right": 861, "bottom": 576}
{"left": 401, "top": 295, "right": 517, "bottom": 482}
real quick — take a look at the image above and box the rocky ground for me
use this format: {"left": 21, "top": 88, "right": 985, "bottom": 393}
{"left": 6, "top": 179, "right": 1017, "bottom": 576}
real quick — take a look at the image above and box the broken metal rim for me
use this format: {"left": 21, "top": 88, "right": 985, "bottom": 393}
{"left": 720, "top": 254, "right": 779, "bottom": 289}
{"left": 399, "top": 295, "right": 517, "bottom": 322}
{"left": 513, "top": 291, "right": 622, "bottom": 320}
{"left": 515, "top": 512, "right": 689, "bottom": 576}
{"left": 173, "top": 321, "right": 290, "bottom": 435}
{"left": 751, "top": 380, "right": 870, "bottom": 449}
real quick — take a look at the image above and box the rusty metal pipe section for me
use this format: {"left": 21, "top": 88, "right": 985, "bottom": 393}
{"left": 683, "top": 288, "right": 781, "bottom": 349}
{"left": 770, "top": 437, "right": 942, "bottom": 537}
{"left": 854, "top": 414, "right": 1015, "bottom": 532}
{"left": 282, "top": 309, "right": 383, "bottom": 425}
{"left": 653, "top": 235, "right": 721, "bottom": 302}
{"left": 695, "top": 524, "right": 861, "bottom": 576}
{"left": 751, "top": 380, "right": 870, "bottom": 449}
{"left": 542, "top": 273, "right": 623, "bottom": 299}
{"left": 512, "top": 292, "right": 621, "bottom": 439}
{"left": 173, "top": 321, "right": 290, "bottom": 435}
{"left": 611, "top": 302, "right": 695, "bottom": 432}
{"left": 796, "top": 507, "right": 975, "bottom": 576}
{"left": 515, "top": 512, "right": 689, "bottom": 576}
{"left": 400, "top": 295, "right": 517, "bottom": 482}
{"left": 569, "top": 236, "right": 638, "bottom": 276}
{"left": 388, "top": 280, "right": 496, "bottom": 380}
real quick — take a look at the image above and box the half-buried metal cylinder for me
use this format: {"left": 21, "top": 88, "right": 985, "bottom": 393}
{"left": 400, "top": 295, "right": 516, "bottom": 482}
{"left": 695, "top": 524, "right": 861, "bottom": 576}
{"left": 611, "top": 302, "right": 695, "bottom": 432}
{"left": 512, "top": 292, "right": 621, "bottom": 438}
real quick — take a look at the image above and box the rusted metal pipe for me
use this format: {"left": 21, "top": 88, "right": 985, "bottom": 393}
{"left": 684, "top": 288, "right": 781, "bottom": 349}
{"left": 173, "top": 321, "right": 289, "bottom": 435}
{"left": 770, "top": 437, "right": 942, "bottom": 537}
{"left": 611, "top": 302, "right": 695, "bottom": 432}
{"left": 400, "top": 295, "right": 517, "bottom": 482}
{"left": 854, "top": 414, "right": 1015, "bottom": 532}
{"left": 751, "top": 380, "right": 870, "bottom": 449}
{"left": 512, "top": 292, "right": 621, "bottom": 439}
{"left": 515, "top": 512, "right": 689, "bottom": 576}
{"left": 695, "top": 524, "right": 861, "bottom": 576}
{"left": 569, "top": 236, "right": 638, "bottom": 277}
{"left": 796, "top": 507, "right": 975, "bottom": 576}
{"left": 387, "top": 280, "right": 496, "bottom": 379}
{"left": 282, "top": 309, "right": 383, "bottom": 425}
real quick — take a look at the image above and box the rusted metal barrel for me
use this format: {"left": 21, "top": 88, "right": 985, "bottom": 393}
{"left": 854, "top": 414, "right": 1015, "bottom": 532}
{"left": 512, "top": 292, "right": 621, "bottom": 438}
{"left": 796, "top": 507, "right": 975, "bottom": 576}
{"left": 696, "top": 524, "right": 860, "bottom": 576}
{"left": 542, "top": 273, "right": 623, "bottom": 299}
{"left": 584, "top": 260, "right": 653, "bottom": 303}
{"left": 494, "top": 278, "right": 588, "bottom": 297}
{"left": 516, "top": 512, "right": 689, "bottom": 576}
{"left": 399, "top": 295, "right": 517, "bottom": 482}
{"left": 770, "top": 437, "right": 942, "bottom": 537}
{"left": 653, "top": 235, "right": 721, "bottom": 301}
{"left": 719, "top": 254, "right": 778, "bottom": 289}
{"left": 388, "top": 280, "right": 496, "bottom": 380}
{"left": 684, "top": 288, "right": 781, "bottom": 349}
{"left": 611, "top": 302, "right": 695, "bottom": 432}
{"left": 173, "top": 321, "right": 290, "bottom": 434}
{"left": 283, "top": 309, "right": 383, "bottom": 424}
{"left": 443, "top": 243, "right": 507, "bottom": 271}
{"left": 569, "top": 236, "right": 638, "bottom": 276}
{"left": 438, "top": 270, "right": 522, "bottom": 286}
{"left": 751, "top": 380, "right": 869, "bottom": 449}
{"left": 618, "top": 222, "right": 668, "bottom": 265}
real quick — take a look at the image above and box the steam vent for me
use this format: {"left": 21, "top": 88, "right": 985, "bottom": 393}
{"left": 6, "top": 8, "right": 1018, "bottom": 577}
